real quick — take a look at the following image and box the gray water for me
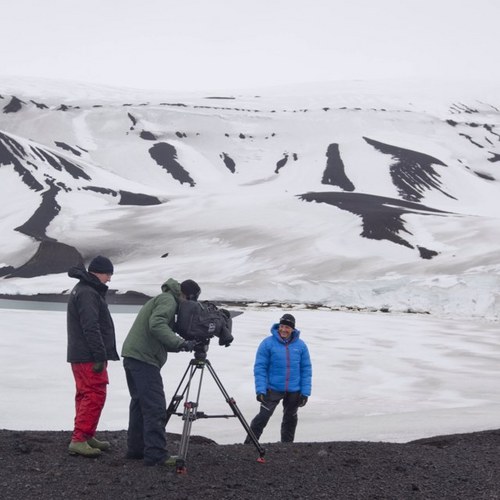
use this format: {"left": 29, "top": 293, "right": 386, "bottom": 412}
{"left": 0, "top": 299, "right": 141, "bottom": 314}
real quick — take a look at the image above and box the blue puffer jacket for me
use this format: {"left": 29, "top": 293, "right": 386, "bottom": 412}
{"left": 253, "top": 323, "right": 312, "bottom": 396}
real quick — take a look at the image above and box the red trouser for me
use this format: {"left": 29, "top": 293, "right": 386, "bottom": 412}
{"left": 71, "top": 362, "right": 109, "bottom": 442}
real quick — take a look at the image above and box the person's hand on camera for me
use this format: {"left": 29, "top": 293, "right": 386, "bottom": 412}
{"left": 256, "top": 393, "right": 266, "bottom": 403}
{"left": 299, "top": 395, "right": 308, "bottom": 407}
{"left": 179, "top": 340, "right": 197, "bottom": 352}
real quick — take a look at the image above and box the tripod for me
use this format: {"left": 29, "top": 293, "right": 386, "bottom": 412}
{"left": 165, "top": 344, "right": 266, "bottom": 474}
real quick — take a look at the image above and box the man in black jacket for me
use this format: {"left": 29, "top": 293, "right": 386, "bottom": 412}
{"left": 66, "top": 255, "right": 119, "bottom": 457}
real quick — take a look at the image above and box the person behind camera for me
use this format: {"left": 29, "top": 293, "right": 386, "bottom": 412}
{"left": 245, "top": 313, "right": 312, "bottom": 443}
{"left": 121, "top": 278, "right": 200, "bottom": 466}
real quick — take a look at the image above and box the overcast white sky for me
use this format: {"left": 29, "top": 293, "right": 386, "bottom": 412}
{"left": 1, "top": 0, "right": 499, "bottom": 92}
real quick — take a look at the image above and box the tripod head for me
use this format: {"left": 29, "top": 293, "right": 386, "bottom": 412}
{"left": 193, "top": 337, "right": 211, "bottom": 361}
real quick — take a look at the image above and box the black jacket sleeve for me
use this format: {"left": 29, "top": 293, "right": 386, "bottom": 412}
{"left": 77, "top": 287, "right": 107, "bottom": 361}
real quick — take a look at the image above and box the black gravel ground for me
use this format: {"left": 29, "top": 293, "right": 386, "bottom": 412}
{"left": 1, "top": 428, "right": 500, "bottom": 499}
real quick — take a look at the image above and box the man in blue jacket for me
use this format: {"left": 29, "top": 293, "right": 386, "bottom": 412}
{"left": 245, "top": 313, "right": 312, "bottom": 443}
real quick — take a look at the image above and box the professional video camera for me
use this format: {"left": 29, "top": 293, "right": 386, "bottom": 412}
{"left": 175, "top": 300, "right": 234, "bottom": 359}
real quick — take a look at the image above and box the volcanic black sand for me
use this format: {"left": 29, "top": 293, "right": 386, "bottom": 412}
{"left": 1, "top": 428, "right": 500, "bottom": 499}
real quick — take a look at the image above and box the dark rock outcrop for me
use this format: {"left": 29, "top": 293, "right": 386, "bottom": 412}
{"left": 6, "top": 241, "right": 84, "bottom": 278}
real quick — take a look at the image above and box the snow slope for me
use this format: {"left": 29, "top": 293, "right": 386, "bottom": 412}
{"left": 1, "top": 78, "right": 499, "bottom": 318}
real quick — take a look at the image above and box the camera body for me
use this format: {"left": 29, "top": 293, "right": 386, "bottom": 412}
{"left": 175, "top": 300, "right": 234, "bottom": 355}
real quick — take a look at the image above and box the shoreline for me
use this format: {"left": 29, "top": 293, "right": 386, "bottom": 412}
{"left": 0, "top": 292, "right": 432, "bottom": 315}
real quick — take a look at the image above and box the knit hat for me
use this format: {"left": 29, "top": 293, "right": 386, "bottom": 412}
{"left": 279, "top": 313, "right": 296, "bottom": 329}
{"left": 181, "top": 279, "right": 201, "bottom": 300}
{"left": 88, "top": 255, "right": 114, "bottom": 275}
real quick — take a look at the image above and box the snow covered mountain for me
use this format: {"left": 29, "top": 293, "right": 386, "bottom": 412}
{"left": 1, "top": 78, "right": 499, "bottom": 317}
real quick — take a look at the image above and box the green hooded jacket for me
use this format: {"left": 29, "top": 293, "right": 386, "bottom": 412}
{"left": 121, "top": 278, "right": 185, "bottom": 368}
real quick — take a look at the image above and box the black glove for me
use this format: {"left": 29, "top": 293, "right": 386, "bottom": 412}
{"left": 299, "top": 395, "right": 308, "bottom": 407}
{"left": 179, "top": 340, "right": 197, "bottom": 352}
{"left": 92, "top": 361, "right": 105, "bottom": 373}
{"left": 256, "top": 393, "right": 266, "bottom": 403}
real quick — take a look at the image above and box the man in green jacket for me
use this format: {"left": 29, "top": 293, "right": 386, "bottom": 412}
{"left": 121, "top": 278, "right": 199, "bottom": 466}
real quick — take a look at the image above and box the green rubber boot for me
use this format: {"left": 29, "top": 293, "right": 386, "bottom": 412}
{"left": 87, "top": 437, "right": 111, "bottom": 451}
{"left": 68, "top": 440, "right": 102, "bottom": 457}
{"left": 164, "top": 455, "right": 178, "bottom": 466}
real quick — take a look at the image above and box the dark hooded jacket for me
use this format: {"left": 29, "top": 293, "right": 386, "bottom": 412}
{"left": 121, "top": 278, "right": 185, "bottom": 368}
{"left": 66, "top": 266, "right": 119, "bottom": 363}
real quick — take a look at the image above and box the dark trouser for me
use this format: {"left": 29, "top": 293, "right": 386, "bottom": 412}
{"left": 245, "top": 390, "right": 301, "bottom": 443}
{"left": 123, "top": 357, "right": 168, "bottom": 465}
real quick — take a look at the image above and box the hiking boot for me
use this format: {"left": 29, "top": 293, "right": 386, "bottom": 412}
{"left": 164, "top": 455, "right": 178, "bottom": 466}
{"left": 68, "top": 440, "right": 101, "bottom": 457}
{"left": 87, "top": 437, "right": 111, "bottom": 451}
{"left": 145, "top": 455, "right": 178, "bottom": 466}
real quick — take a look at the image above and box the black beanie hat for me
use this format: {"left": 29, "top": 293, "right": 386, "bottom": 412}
{"left": 88, "top": 255, "right": 114, "bottom": 274}
{"left": 181, "top": 279, "right": 201, "bottom": 300}
{"left": 279, "top": 313, "right": 296, "bottom": 329}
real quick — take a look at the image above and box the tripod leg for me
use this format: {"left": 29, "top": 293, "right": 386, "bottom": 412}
{"left": 175, "top": 362, "right": 205, "bottom": 474}
{"left": 175, "top": 400, "right": 197, "bottom": 474}
{"left": 205, "top": 360, "right": 266, "bottom": 461}
{"left": 166, "top": 359, "right": 198, "bottom": 425}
